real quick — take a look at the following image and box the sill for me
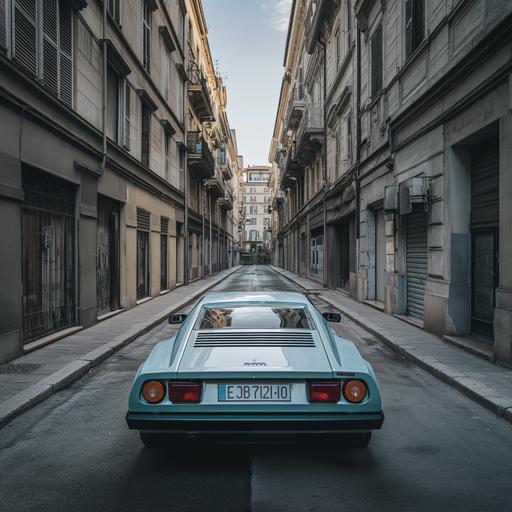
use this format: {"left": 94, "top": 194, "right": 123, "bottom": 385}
{"left": 136, "top": 296, "right": 153, "bottom": 305}
{"left": 364, "top": 299, "right": 385, "bottom": 311}
{"left": 97, "top": 308, "right": 125, "bottom": 321}
{"left": 160, "top": 289, "right": 170, "bottom": 295}
{"left": 23, "top": 325, "right": 84, "bottom": 354}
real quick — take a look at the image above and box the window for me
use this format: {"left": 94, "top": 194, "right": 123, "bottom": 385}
{"left": 107, "top": 0, "right": 121, "bottom": 25}
{"left": 178, "top": 142, "right": 184, "bottom": 190}
{"left": 141, "top": 105, "right": 151, "bottom": 166}
{"left": 263, "top": 218, "right": 270, "bottom": 226}
{"left": 250, "top": 187, "right": 256, "bottom": 193}
{"left": 243, "top": 195, "right": 248, "bottom": 203}
{"left": 405, "top": 0, "right": 425, "bottom": 58}
{"left": 250, "top": 196, "right": 256, "bottom": 203}
{"left": 197, "top": 305, "right": 314, "bottom": 330}
{"left": 370, "top": 25, "right": 383, "bottom": 98}
{"left": 246, "top": 218, "right": 256, "bottom": 225}
{"left": 142, "top": 0, "right": 151, "bottom": 73}
{"left": 8, "top": 0, "right": 73, "bottom": 107}
{"left": 106, "top": 65, "right": 130, "bottom": 147}
{"left": 162, "top": 47, "right": 171, "bottom": 101}
{"left": 164, "top": 130, "right": 171, "bottom": 181}
{"left": 249, "top": 230, "right": 257, "bottom": 241}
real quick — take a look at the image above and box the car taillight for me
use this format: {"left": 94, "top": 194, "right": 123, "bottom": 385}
{"left": 343, "top": 379, "right": 368, "bottom": 403}
{"left": 169, "top": 382, "right": 202, "bottom": 403}
{"left": 141, "top": 380, "right": 166, "bottom": 404}
{"left": 308, "top": 381, "right": 341, "bottom": 403}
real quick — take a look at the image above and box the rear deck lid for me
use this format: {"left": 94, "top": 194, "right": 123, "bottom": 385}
{"left": 176, "top": 329, "right": 333, "bottom": 378}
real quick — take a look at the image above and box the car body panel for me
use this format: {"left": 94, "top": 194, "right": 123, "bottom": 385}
{"left": 126, "top": 292, "right": 384, "bottom": 435}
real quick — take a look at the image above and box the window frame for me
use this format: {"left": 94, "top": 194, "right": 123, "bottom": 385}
{"left": 142, "top": 0, "right": 151, "bottom": 73}
{"left": 370, "top": 24, "right": 383, "bottom": 98}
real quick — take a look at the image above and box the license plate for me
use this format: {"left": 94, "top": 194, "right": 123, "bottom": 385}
{"left": 218, "top": 383, "right": 291, "bottom": 402}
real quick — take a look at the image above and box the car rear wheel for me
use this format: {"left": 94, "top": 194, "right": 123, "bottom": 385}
{"left": 344, "top": 432, "right": 372, "bottom": 449}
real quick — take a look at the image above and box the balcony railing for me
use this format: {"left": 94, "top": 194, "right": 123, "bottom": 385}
{"left": 187, "top": 62, "right": 214, "bottom": 122}
{"left": 295, "top": 102, "right": 324, "bottom": 165}
{"left": 187, "top": 131, "right": 215, "bottom": 178}
{"left": 284, "top": 83, "right": 306, "bottom": 132}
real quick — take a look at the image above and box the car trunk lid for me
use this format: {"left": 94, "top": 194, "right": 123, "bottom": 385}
{"left": 176, "top": 329, "right": 333, "bottom": 379}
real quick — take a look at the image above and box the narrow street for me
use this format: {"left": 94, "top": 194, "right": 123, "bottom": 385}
{"left": 0, "top": 266, "right": 511, "bottom": 512}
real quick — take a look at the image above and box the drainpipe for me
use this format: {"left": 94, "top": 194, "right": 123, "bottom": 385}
{"left": 101, "top": 1, "right": 107, "bottom": 173}
{"left": 209, "top": 192, "right": 212, "bottom": 275}
{"left": 355, "top": 24, "right": 362, "bottom": 293}
{"left": 201, "top": 181, "right": 205, "bottom": 277}
{"left": 318, "top": 36, "right": 328, "bottom": 288}
{"left": 183, "top": 58, "right": 189, "bottom": 285}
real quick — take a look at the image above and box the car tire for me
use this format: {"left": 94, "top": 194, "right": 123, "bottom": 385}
{"left": 345, "top": 432, "right": 372, "bottom": 449}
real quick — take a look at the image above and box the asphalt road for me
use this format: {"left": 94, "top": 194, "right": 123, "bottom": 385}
{"left": 1, "top": 266, "right": 512, "bottom": 512}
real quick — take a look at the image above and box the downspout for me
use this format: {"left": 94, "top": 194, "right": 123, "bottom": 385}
{"left": 101, "top": 1, "right": 107, "bottom": 173}
{"left": 201, "top": 180, "right": 205, "bottom": 277}
{"left": 318, "top": 36, "right": 328, "bottom": 288}
{"left": 355, "top": 24, "right": 362, "bottom": 295}
{"left": 209, "top": 192, "right": 212, "bottom": 275}
{"left": 183, "top": 52, "right": 189, "bottom": 285}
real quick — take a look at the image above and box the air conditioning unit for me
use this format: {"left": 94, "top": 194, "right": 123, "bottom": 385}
{"left": 384, "top": 185, "right": 398, "bottom": 212}
{"left": 399, "top": 177, "right": 429, "bottom": 215}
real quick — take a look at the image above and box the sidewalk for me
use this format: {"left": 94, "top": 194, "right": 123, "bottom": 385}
{"left": 269, "top": 265, "right": 512, "bottom": 424}
{"left": 0, "top": 266, "right": 240, "bottom": 429}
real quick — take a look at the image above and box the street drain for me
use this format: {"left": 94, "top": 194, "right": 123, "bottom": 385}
{"left": 0, "top": 363, "right": 42, "bottom": 374}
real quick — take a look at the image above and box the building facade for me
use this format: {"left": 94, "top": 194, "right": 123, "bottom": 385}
{"left": 241, "top": 165, "right": 273, "bottom": 262}
{"left": 0, "top": 0, "right": 238, "bottom": 364}
{"left": 270, "top": 0, "right": 512, "bottom": 364}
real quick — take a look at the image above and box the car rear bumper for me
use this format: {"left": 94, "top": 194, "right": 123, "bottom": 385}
{"left": 126, "top": 411, "right": 384, "bottom": 434}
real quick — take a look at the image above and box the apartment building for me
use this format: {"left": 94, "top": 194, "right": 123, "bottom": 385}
{"left": 241, "top": 166, "right": 273, "bottom": 259}
{"left": 0, "top": 0, "right": 238, "bottom": 364}
{"left": 270, "top": 0, "right": 512, "bottom": 364}
{"left": 186, "top": 0, "right": 239, "bottom": 279}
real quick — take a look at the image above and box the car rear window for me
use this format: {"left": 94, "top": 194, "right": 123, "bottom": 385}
{"left": 196, "top": 305, "right": 314, "bottom": 330}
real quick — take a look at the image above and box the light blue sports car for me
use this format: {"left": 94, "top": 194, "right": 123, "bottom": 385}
{"left": 126, "top": 292, "right": 384, "bottom": 449}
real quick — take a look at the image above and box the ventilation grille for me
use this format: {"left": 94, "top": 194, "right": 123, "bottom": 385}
{"left": 194, "top": 331, "right": 315, "bottom": 348}
{"left": 137, "top": 208, "right": 151, "bottom": 231}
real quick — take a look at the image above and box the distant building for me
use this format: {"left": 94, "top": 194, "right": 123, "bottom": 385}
{"left": 241, "top": 166, "right": 273, "bottom": 261}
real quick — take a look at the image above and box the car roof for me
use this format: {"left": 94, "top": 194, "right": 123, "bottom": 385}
{"left": 199, "top": 291, "right": 310, "bottom": 306}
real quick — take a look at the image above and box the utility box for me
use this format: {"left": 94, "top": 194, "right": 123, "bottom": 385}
{"left": 384, "top": 185, "right": 398, "bottom": 212}
{"left": 399, "top": 177, "right": 429, "bottom": 215}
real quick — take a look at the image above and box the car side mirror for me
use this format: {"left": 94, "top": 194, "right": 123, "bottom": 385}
{"left": 323, "top": 312, "right": 341, "bottom": 323}
{"left": 169, "top": 314, "right": 187, "bottom": 324}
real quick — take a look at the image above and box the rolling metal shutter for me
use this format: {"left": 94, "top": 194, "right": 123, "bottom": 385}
{"left": 471, "top": 141, "right": 499, "bottom": 230}
{"left": 406, "top": 210, "right": 428, "bottom": 320}
{"left": 0, "top": 2, "right": 6, "bottom": 50}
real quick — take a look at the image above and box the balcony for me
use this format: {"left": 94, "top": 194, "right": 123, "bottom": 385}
{"left": 206, "top": 173, "right": 225, "bottom": 200}
{"left": 188, "top": 62, "right": 214, "bottom": 122}
{"left": 220, "top": 161, "right": 233, "bottom": 180}
{"left": 218, "top": 189, "right": 233, "bottom": 211}
{"left": 284, "top": 83, "right": 306, "bottom": 132}
{"left": 305, "top": 0, "right": 329, "bottom": 54}
{"left": 187, "top": 132, "right": 215, "bottom": 179}
{"left": 279, "top": 143, "right": 304, "bottom": 190}
{"left": 295, "top": 103, "right": 324, "bottom": 166}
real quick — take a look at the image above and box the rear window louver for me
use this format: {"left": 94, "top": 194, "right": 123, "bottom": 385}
{"left": 194, "top": 331, "right": 315, "bottom": 348}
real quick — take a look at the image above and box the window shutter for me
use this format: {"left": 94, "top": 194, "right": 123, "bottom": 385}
{"left": 405, "top": 0, "right": 413, "bottom": 57}
{"left": 371, "top": 25, "right": 382, "bottom": 97}
{"left": 42, "top": 0, "right": 59, "bottom": 97}
{"left": 124, "top": 82, "right": 131, "bottom": 148}
{"left": 413, "top": 0, "right": 425, "bottom": 50}
{"left": 137, "top": 208, "right": 151, "bottom": 231}
{"left": 0, "top": 1, "right": 6, "bottom": 50}
{"left": 58, "top": 1, "right": 73, "bottom": 107}
{"left": 13, "top": 0, "right": 38, "bottom": 76}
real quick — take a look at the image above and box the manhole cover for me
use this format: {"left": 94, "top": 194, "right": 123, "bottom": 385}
{"left": 0, "top": 363, "right": 42, "bottom": 374}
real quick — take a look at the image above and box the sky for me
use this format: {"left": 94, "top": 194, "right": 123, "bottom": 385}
{"left": 202, "top": 0, "right": 292, "bottom": 167}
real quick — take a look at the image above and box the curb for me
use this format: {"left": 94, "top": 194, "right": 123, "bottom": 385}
{"left": 268, "top": 265, "right": 512, "bottom": 425}
{"left": 0, "top": 266, "right": 241, "bottom": 429}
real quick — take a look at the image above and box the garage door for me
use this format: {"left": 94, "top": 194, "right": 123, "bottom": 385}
{"left": 406, "top": 210, "right": 428, "bottom": 321}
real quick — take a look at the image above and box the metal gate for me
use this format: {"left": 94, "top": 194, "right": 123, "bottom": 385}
{"left": 22, "top": 168, "right": 76, "bottom": 342}
{"left": 96, "top": 196, "right": 120, "bottom": 316}
{"left": 471, "top": 140, "right": 499, "bottom": 338}
{"left": 406, "top": 209, "right": 428, "bottom": 320}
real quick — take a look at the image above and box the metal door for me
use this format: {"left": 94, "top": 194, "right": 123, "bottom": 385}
{"left": 96, "top": 196, "right": 120, "bottom": 316}
{"left": 406, "top": 209, "right": 428, "bottom": 320}
{"left": 375, "top": 209, "right": 385, "bottom": 303}
{"left": 471, "top": 139, "right": 499, "bottom": 338}
{"left": 22, "top": 168, "right": 76, "bottom": 342}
